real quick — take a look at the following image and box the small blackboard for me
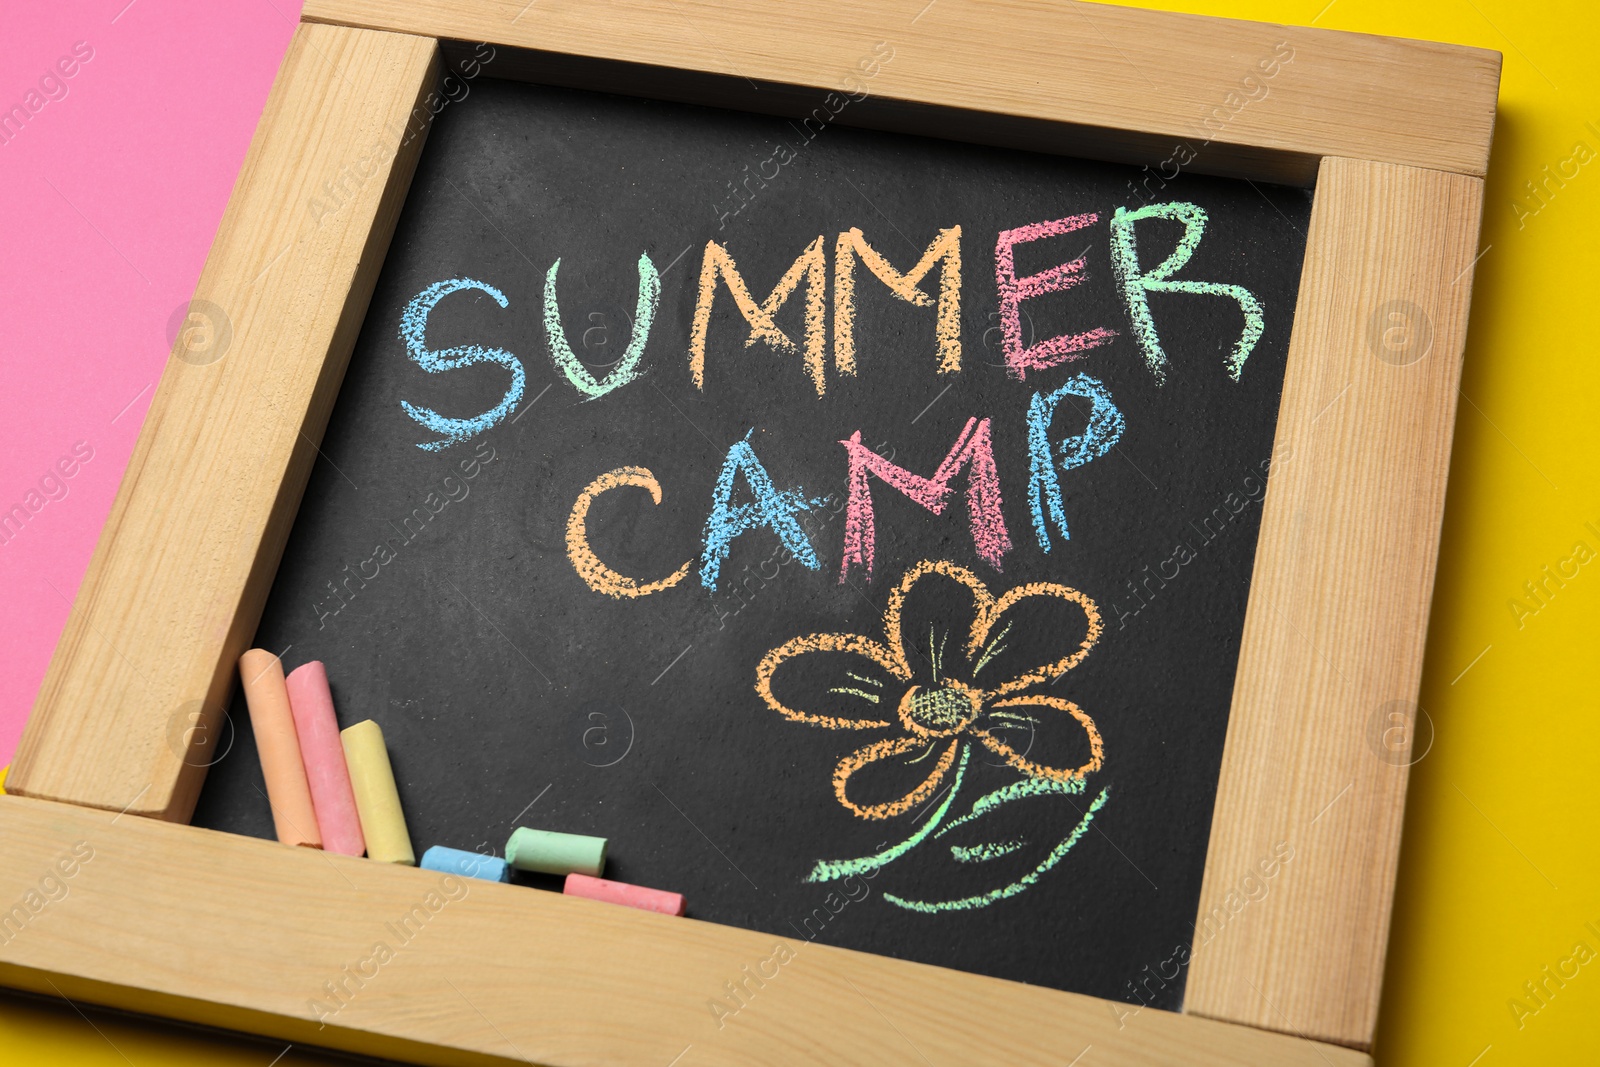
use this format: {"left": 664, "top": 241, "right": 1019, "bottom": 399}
{"left": 195, "top": 74, "right": 1310, "bottom": 1010}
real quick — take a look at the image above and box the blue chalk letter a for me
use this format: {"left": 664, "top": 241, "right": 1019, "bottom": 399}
{"left": 700, "top": 431, "right": 821, "bottom": 591}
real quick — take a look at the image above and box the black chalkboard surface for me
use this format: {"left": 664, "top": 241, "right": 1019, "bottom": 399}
{"left": 194, "top": 74, "right": 1310, "bottom": 1011}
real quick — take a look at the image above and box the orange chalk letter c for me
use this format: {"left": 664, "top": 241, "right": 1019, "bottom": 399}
{"left": 567, "top": 467, "right": 692, "bottom": 598}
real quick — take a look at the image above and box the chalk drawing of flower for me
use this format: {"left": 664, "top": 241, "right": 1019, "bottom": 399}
{"left": 754, "top": 559, "right": 1112, "bottom": 912}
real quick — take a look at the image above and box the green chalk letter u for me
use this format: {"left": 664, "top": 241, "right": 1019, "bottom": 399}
{"left": 544, "top": 252, "right": 659, "bottom": 399}
{"left": 1109, "top": 202, "right": 1265, "bottom": 384}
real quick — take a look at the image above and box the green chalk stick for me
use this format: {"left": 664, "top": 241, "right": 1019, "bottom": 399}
{"left": 505, "top": 827, "right": 607, "bottom": 876}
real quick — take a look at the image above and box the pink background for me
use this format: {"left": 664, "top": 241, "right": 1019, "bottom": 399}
{"left": 0, "top": 0, "right": 302, "bottom": 767}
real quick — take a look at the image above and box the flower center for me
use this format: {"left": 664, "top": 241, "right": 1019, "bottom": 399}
{"left": 898, "top": 682, "right": 982, "bottom": 737}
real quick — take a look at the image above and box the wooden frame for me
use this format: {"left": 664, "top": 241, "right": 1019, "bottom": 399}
{"left": 1, "top": 2, "right": 1498, "bottom": 1063}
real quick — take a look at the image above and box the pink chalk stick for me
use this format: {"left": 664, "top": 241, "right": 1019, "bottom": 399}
{"left": 564, "top": 873, "right": 686, "bottom": 916}
{"left": 285, "top": 661, "right": 365, "bottom": 856}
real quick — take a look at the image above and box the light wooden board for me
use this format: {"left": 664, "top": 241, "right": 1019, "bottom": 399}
{"left": 1184, "top": 156, "right": 1486, "bottom": 1048}
{"left": 0, "top": 2, "right": 1500, "bottom": 1060}
{"left": 5, "top": 24, "right": 440, "bottom": 822}
{"left": 303, "top": 0, "right": 1499, "bottom": 184}
{"left": 0, "top": 794, "right": 1370, "bottom": 1067}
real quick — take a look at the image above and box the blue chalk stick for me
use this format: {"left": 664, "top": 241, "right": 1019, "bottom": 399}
{"left": 420, "top": 845, "right": 511, "bottom": 882}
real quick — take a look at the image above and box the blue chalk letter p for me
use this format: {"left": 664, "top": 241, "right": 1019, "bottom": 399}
{"left": 1028, "top": 374, "right": 1125, "bottom": 553}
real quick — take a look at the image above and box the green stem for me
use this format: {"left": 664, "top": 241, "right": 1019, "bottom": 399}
{"left": 884, "top": 786, "right": 1111, "bottom": 913}
{"left": 806, "top": 744, "right": 970, "bottom": 882}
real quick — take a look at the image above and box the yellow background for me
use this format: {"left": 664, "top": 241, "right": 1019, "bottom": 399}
{"left": 3, "top": 0, "right": 1595, "bottom": 1062}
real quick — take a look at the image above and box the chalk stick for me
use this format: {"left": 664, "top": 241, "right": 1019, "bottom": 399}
{"left": 239, "top": 650, "right": 321, "bottom": 849}
{"left": 285, "top": 661, "right": 365, "bottom": 857}
{"left": 505, "top": 827, "right": 607, "bottom": 876}
{"left": 564, "top": 873, "right": 685, "bottom": 916}
{"left": 421, "top": 845, "right": 511, "bottom": 882}
{"left": 340, "top": 720, "right": 415, "bottom": 865}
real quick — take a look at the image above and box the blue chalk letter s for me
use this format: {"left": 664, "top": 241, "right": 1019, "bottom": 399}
{"left": 399, "top": 277, "right": 526, "bottom": 450}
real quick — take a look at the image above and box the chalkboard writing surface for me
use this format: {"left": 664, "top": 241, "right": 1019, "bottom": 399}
{"left": 194, "top": 74, "right": 1310, "bottom": 1009}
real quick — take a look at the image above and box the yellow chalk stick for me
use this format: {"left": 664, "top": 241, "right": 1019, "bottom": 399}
{"left": 339, "top": 719, "right": 415, "bottom": 865}
{"left": 239, "top": 649, "right": 320, "bottom": 849}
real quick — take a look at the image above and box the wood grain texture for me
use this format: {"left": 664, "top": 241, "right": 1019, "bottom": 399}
{"left": 5, "top": 24, "right": 440, "bottom": 822}
{"left": 304, "top": 0, "right": 1499, "bottom": 183}
{"left": 0, "top": 794, "right": 1369, "bottom": 1067}
{"left": 4, "top": 4, "right": 1496, "bottom": 1059}
{"left": 1183, "top": 157, "right": 1486, "bottom": 1048}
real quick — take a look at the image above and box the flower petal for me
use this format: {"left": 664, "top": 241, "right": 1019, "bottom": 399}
{"left": 971, "top": 695, "right": 1103, "bottom": 782}
{"left": 883, "top": 559, "right": 995, "bottom": 685}
{"left": 968, "top": 581, "right": 1102, "bottom": 696}
{"left": 833, "top": 735, "right": 961, "bottom": 820}
{"left": 755, "top": 632, "right": 905, "bottom": 730}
